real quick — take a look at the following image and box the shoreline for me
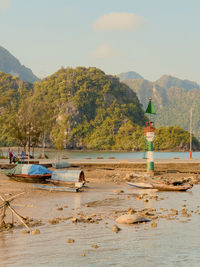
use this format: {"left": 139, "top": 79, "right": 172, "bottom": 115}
{"left": 0, "top": 147, "right": 200, "bottom": 153}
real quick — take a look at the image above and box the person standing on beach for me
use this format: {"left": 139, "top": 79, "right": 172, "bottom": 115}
{"left": 8, "top": 149, "right": 13, "bottom": 164}
{"left": 21, "top": 151, "right": 25, "bottom": 164}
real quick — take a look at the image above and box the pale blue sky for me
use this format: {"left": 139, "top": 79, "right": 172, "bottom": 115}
{"left": 1, "top": 0, "right": 200, "bottom": 82}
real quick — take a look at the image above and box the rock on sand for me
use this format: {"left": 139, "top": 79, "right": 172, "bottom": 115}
{"left": 116, "top": 214, "right": 150, "bottom": 224}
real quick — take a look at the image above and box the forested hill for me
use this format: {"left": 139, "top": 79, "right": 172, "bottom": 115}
{"left": 0, "top": 67, "right": 199, "bottom": 151}
{"left": 0, "top": 72, "right": 32, "bottom": 145}
{"left": 0, "top": 67, "right": 146, "bottom": 149}
{"left": 0, "top": 46, "right": 39, "bottom": 83}
{"left": 122, "top": 74, "right": 200, "bottom": 139}
{"left": 31, "top": 67, "right": 146, "bottom": 149}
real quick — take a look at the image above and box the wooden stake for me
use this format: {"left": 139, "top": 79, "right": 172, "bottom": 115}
{"left": 0, "top": 194, "right": 31, "bottom": 232}
{"left": 7, "top": 205, "right": 31, "bottom": 232}
{"left": 0, "top": 192, "right": 25, "bottom": 208}
{"left": 0, "top": 205, "right": 6, "bottom": 228}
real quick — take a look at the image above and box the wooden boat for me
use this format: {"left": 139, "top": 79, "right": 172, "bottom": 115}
{"left": 52, "top": 161, "right": 71, "bottom": 169}
{"left": 6, "top": 164, "right": 53, "bottom": 183}
{"left": 151, "top": 183, "right": 193, "bottom": 191}
{"left": 8, "top": 173, "right": 52, "bottom": 183}
{"left": 34, "top": 184, "right": 79, "bottom": 192}
{"left": 50, "top": 170, "right": 85, "bottom": 188}
{"left": 126, "top": 182, "right": 153, "bottom": 189}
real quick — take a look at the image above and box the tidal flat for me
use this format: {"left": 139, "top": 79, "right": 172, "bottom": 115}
{"left": 0, "top": 169, "right": 200, "bottom": 266}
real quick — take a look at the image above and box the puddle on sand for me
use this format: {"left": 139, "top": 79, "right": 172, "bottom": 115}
{"left": 0, "top": 184, "right": 200, "bottom": 266}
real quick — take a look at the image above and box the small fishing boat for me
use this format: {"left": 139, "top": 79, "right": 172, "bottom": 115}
{"left": 52, "top": 161, "right": 71, "bottom": 169}
{"left": 34, "top": 169, "right": 85, "bottom": 192}
{"left": 7, "top": 164, "right": 52, "bottom": 183}
{"left": 50, "top": 170, "right": 85, "bottom": 188}
{"left": 151, "top": 183, "right": 193, "bottom": 191}
{"left": 126, "top": 182, "right": 153, "bottom": 189}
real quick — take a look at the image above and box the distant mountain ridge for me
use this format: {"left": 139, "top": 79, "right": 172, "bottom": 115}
{"left": 121, "top": 72, "right": 200, "bottom": 139}
{"left": 0, "top": 46, "right": 39, "bottom": 83}
{"left": 156, "top": 75, "right": 200, "bottom": 91}
{"left": 118, "top": 71, "right": 144, "bottom": 80}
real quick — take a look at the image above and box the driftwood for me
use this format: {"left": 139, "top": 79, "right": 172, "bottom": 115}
{"left": 0, "top": 193, "right": 31, "bottom": 232}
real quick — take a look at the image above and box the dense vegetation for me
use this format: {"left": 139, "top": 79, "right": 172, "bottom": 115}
{"left": 122, "top": 74, "right": 200, "bottom": 139}
{"left": 0, "top": 46, "right": 39, "bottom": 83}
{"left": 0, "top": 68, "right": 199, "bottom": 151}
{"left": 31, "top": 67, "right": 146, "bottom": 149}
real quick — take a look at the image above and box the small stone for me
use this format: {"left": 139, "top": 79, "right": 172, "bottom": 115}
{"left": 112, "top": 224, "right": 121, "bottom": 233}
{"left": 72, "top": 218, "right": 78, "bottom": 223}
{"left": 170, "top": 209, "right": 178, "bottom": 215}
{"left": 32, "top": 229, "right": 40, "bottom": 235}
{"left": 48, "top": 219, "right": 59, "bottom": 225}
{"left": 56, "top": 207, "right": 63, "bottom": 211}
{"left": 91, "top": 244, "right": 99, "bottom": 249}
{"left": 67, "top": 238, "right": 75, "bottom": 243}
{"left": 159, "top": 215, "right": 167, "bottom": 219}
{"left": 127, "top": 208, "right": 136, "bottom": 215}
{"left": 21, "top": 230, "right": 30, "bottom": 234}
{"left": 151, "top": 222, "right": 157, "bottom": 228}
{"left": 113, "top": 190, "right": 124, "bottom": 194}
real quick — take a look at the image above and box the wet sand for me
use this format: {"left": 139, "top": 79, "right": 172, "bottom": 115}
{"left": 0, "top": 166, "right": 199, "bottom": 224}
{"left": 1, "top": 167, "right": 200, "bottom": 266}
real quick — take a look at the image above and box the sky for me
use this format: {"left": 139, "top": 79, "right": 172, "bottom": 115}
{"left": 0, "top": 0, "right": 200, "bottom": 83}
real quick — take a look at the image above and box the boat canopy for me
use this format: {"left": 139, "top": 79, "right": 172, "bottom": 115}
{"left": 8, "top": 164, "right": 52, "bottom": 175}
{"left": 52, "top": 170, "right": 85, "bottom": 183}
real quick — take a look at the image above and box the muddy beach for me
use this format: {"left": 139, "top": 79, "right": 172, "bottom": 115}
{"left": 0, "top": 167, "right": 200, "bottom": 266}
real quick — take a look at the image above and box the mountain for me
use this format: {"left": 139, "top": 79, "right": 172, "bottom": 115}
{"left": 30, "top": 67, "right": 146, "bottom": 149}
{"left": 118, "top": 71, "right": 144, "bottom": 81}
{"left": 123, "top": 75, "right": 200, "bottom": 139}
{"left": 0, "top": 68, "right": 199, "bottom": 151}
{"left": 0, "top": 46, "right": 39, "bottom": 83}
{"left": 156, "top": 75, "right": 200, "bottom": 91}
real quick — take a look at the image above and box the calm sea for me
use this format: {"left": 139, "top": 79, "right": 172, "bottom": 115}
{"left": 2, "top": 148, "right": 200, "bottom": 160}
{"left": 44, "top": 150, "right": 200, "bottom": 160}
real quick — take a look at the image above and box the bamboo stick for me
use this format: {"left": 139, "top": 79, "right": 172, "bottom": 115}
{"left": 0, "top": 194, "right": 31, "bottom": 232}
{"left": 0, "top": 205, "right": 6, "bottom": 228}
{"left": 0, "top": 192, "right": 25, "bottom": 208}
{"left": 7, "top": 205, "right": 31, "bottom": 232}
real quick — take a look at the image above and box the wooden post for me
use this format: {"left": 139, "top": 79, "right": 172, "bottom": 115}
{"left": 0, "top": 205, "right": 6, "bottom": 228}
{"left": 190, "top": 108, "right": 193, "bottom": 159}
{"left": 0, "top": 193, "right": 31, "bottom": 232}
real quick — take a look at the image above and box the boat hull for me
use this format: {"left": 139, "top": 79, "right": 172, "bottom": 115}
{"left": 151, "top": 183, "right": 193, "bottom": 191}
{"left": 126, "top": 182, "right": 153, "bottom": 189}
{"left": 8, "top": 173, "right": 52, "bottom": 183}
{"left": 34, "top": 184, "right": 79, "bottom": 192}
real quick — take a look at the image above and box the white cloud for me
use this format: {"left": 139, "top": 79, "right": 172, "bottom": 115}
{"left": 93, "top": 12, "right": 146, "bottom": 31}
{"left": 90, "top": 44, "right": 122, "bottom": 59}
{"left": 0, "top": 0, "right": 10, "bottom": 10}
